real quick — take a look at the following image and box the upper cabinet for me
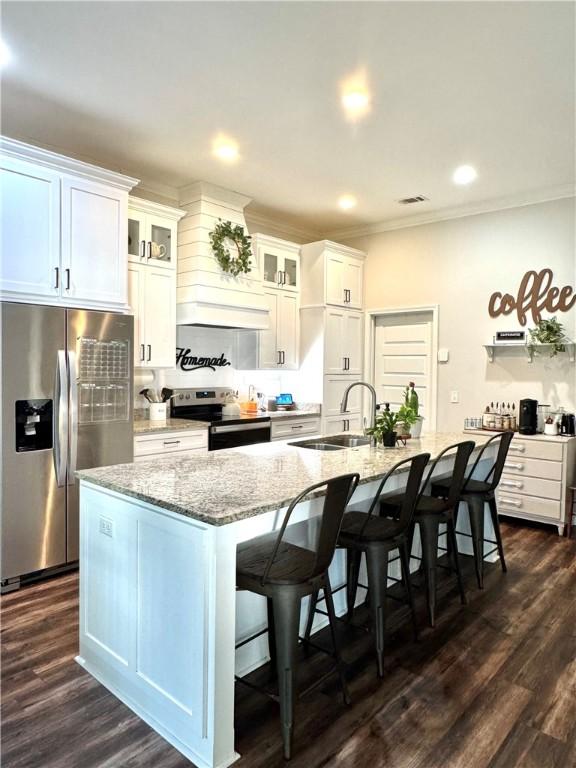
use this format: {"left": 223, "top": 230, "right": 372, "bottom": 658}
{"left": 253, "top": 233, "right": 300, "bottom": 293}
{"left": 128, "top": 197, "right": 183, "bottom": 270}
{"left": 300, "top": 240, "right": 365, "bottom": 310}
{"left": 0, "top": 137, "right": 138, "bottom": 311}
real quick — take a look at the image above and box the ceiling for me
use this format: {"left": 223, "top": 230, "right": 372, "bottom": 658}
{"left": 2, "top": 1, "right": 574, "bottom": 235}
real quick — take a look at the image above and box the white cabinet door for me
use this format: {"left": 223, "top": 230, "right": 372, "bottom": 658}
{"left": 278, "top": 292, "right": 299, "bottom": 369}
{"left": 128, "top": 263, "right": 145, "bottom": 366}
{"left": 146, "top": 213, "right": 177, "bottom": 270}
{"left": 323, "top": 375, "right": 362, "bottom": 416}
{"left": 344, "top": 257, "right": 363, "bottom": 309}
{"left": 259, "top": 290, "right": 280, "bottom": 368}
{"left": 343, "top": 311, "right": 363, "bottom": 374}
{"left": 127, "top": 207, "right": 148, "bottom": 265}
{"left": 143, "top": 268, "right": 176, "bottom": 368}
{"left": 0, "top": 157, "right": 61, "bottom": 300}
{"left": 323, "top": 414, "right": 363, "bottom": 435}
{"left": 61, "top": 177, "right": 127, "bottom": 308}
{"left": 325, "top": 308, "right": 345, "bottom": 373}
{"left": 325, "top": 251, "right": 345, "bottom": 306}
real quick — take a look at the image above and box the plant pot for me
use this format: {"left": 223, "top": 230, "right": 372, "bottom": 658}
{"left": 411, "top": 416, "right": 424, "bottom": 438}
{"left": 382, "top": 431, "right": 397, "bottom": 448}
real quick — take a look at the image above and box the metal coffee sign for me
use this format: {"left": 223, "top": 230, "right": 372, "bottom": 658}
{"left": 488, "top": 269, "right": 576, "bottom": 326}
{"left": 176, "top": 348, "right": 232, "bottom": 372}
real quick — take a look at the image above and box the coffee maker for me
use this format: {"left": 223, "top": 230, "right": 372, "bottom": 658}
{"left": 519, "top": 399, "right": 538, "bottom": 435}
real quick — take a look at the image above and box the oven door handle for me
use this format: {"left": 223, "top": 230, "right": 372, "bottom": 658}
{"left": 210, "top": 421, "right": 270, "bottom": 434}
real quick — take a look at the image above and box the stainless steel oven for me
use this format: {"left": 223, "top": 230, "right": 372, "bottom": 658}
{"left": 209, "top": 421, "right": 271, "bottom": 451}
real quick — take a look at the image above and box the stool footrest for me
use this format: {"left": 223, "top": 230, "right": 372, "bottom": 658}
{"left": 234, "top": 675, "right": 279, "bottom": 703}
{"left": 235, "top": 626, "right": 268, "bottom": 650}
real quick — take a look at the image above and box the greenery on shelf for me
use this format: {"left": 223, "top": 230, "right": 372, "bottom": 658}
{"left": 209, "top": 219, "right": 252, "bottom": 277}
{"left": 396, "top": 404, "right": 418, "bottom": 435}
{"left": 528, "top": 317, "right": 568, "bottom": 357}
{"left": 404, "top": 382, "right": 420, "bottom": 416}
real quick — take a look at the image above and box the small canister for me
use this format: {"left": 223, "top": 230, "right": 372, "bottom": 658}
{"left": 494, "top": 415, "right": 503, "bottom": 430}
{"left": 502, "top": 416, "right": 511, "bottom": 430}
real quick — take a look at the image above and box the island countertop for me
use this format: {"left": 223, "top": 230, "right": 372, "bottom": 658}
{"left": 77, "top": 431, "right": 490, "bottom": 526}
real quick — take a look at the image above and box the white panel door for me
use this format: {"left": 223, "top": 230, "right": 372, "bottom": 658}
{"left": 143, "top": 267, "right": 176, "bottom": 368}
{"left": 0, "top": 157, "right": 61, "bottom": 299}
{"left": 259, "top": 290, "right": 280, "bottom": 368}
{"left": 325, "top": 251, "right": 345, "bottom": 306}
{"left": 343, "top": 258, "right": 363, "bottom": 309}
{"left": 343, "top": 311, "right": 363, "bottom": 374}
{"left": 128, "top": 263, "right": 145, "bottom": 366}
{"left": 61, "top": 177, "right": 127, "bottom": 308}
{"left": 278, "top": 292, "right": 299, "bottom": 369}
{"left": 374, "top": 311, "right": 433, "bottom": 425}
{"left": 325, "top": 308, "right": 345, "bottom": 373}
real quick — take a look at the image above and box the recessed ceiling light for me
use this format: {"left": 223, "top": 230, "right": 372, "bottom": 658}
{"left": 338, "top": 195, "right": 357, "bottom": 211}
{"left": 340, "top": 71, "right": 371, "bottom": 121}
{"left": 0, "top": 39, "right": 12, "bottom": 70}
{"left": 453, "top": 165, "right": 477, "bottom": 185}
{"left": 212, "top": 135, "right": 239, "bottom": 162}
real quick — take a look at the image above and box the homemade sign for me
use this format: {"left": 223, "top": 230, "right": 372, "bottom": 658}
{"left": 175, "top": 348, "right": 232, "bottom": 372}
{"left": 488, "top": 269, "right": 576, "bottom": 326}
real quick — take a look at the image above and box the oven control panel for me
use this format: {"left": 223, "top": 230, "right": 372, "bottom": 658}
{"left": 172, "top": 388, "right": 235, "bottom": 407}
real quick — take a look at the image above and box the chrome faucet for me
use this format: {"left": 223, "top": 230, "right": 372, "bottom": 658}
{"left": 341, "top": 381, "right": 379, "bottom": 432}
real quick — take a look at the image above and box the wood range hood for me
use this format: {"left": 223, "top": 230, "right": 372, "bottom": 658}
{"left": 176, "top": 182, "right": 269, "bottom": 330}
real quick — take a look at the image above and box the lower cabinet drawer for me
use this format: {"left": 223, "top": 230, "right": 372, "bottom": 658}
{"left": 499, "top": 473, "right": 562, "bottom": 501}
{"left": 134, "top": 448, "right": 206, "bottom": 463}
{"left": 134, "top": 429, "right": 208, "bottom": 456}
{"left": 508, "top": 438, "right": 564, "bottom": 462}
{"left": 496, "top": 492, "right": 562, "bottom": 520}
{"left": 271, "top": 418, "right": 321, "bottom": 441}
{"left": 502, "top": 456, "right": 563, "bottom": 481}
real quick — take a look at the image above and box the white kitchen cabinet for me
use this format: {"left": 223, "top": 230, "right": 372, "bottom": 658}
{"left": 0, "top": 156, "right": 61, "bottom": 300}
{"left": 134, "top": 429, "right": 208, "bottom": 461}
{"left": 0, "top": 137, "right": 138, "bottom": 310}
{"left": 324, "top": 414, "right": 364, "bottom": 435}
{"left": 236, "top": 289, "right": 299, "bottom": 370}
{"left": 301, "top": 240, "right": 365, "bottom": 309}
{"left": 253, "top": 233, "right": 300, "bottom": 293}
{"left": 270, "top": 416, "right": 321, "bottom": 441}
{"left": 61, "top": 176, "right": 127, "bottom": 308}
{"left": 323, "top": 375, "right": 363, "bottom": 417}
{"left": 129, "top": 263, "right": 176, "bottom": 368}
{"left": 325, "top": 308, "right": 363, "bottom": 374}
{"left": 128, "top": 197, "right": 183, "bottom": 270}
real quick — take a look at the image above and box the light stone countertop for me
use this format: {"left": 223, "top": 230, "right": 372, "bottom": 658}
{"left": 133, "top": 416, "right": 208, "bottom": 435}
{"left": 78, "top": 431, "right": 490, "bottom": 526}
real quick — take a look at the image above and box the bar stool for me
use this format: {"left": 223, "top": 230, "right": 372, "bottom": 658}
{"left": 235, "top": 473, "right": 359, "bottom": 761}
{"left": 306, "top": 453, "right": 430, "bottom": 678}
{"left": 379, "top": 441, "right": 476, "bottom": 628}
{"left": 430, "top": 431, "right": 513, "bottom": 589}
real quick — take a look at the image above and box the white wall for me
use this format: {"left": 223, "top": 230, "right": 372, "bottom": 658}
{"left": 345, "top": 198, "right": 576, "bottom": 432}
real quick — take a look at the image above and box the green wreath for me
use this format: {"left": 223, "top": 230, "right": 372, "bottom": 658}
{"left": 209, "top": 220, "right": 252, "bottom": 277}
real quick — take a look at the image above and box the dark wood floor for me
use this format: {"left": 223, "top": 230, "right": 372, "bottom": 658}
{"left": 2, "top": 519, "right": 575, "bottom": 768}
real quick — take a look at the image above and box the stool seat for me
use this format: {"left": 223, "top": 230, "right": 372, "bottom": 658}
{"left": 431, "top": 474, "right": 493, "bottom": 497}
{"left": 380, "top": 493, "right": 448, "bottom": 517}
{"left": 237, "top": 536, "right": 317, "bottom": 589}
{"left": 339, "top": 510, "right": 404, "bottom": 542}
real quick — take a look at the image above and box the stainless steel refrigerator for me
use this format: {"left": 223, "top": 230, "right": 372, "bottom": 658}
{"left": 1, "top": 302, "right": 133, "bottom": 590}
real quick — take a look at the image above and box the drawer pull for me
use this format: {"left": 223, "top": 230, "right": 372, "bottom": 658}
{"left": 500, "top": 480, "right": 523, "bottom": 489}
{"left": 509, "top": 445, "right": 525, "bottom": 453}
{"left": 499, "top": 497, "right": 522, "bottom": 508}
{"left": 163, "top": 440, "right": 181, "bottom": 446}
{"left": 291, "top": 425, "right": 303, "bottom": 430}
{"left": 504, "top": 462, "right": 524, "bottom": 471}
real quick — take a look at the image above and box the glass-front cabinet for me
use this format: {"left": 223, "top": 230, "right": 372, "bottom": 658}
{"left": 127, "top": 198, "right": 184, "bottom": 269}
{"left": 254, "top": 233, "right": 300, "bottom": 293}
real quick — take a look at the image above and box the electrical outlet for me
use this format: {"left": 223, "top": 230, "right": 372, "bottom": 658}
{"left": 99, "top": 517, "right": 114, "bottom": 538}
{"left": 450, "top": 390, "right": 459, "bottom": 404}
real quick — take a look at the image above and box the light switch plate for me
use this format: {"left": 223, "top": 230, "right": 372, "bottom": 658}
{"left": 438, "top": 348, "right": 449, "bottom": 363}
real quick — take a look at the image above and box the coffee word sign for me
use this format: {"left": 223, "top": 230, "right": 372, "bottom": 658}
{"left": 176, "top": 348, "right": 232, "bottom": 372}
{"left": 488, "top": 269, "right": 576, "bottom": 326}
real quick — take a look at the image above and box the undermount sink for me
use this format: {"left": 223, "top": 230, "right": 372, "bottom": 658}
{"left": 289, "top": 434, "right": 372, "bottom": 451}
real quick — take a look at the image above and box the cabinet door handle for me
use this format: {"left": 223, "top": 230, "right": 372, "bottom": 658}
{"left": 140, "top": 344, "right": 145, "bottom": 362}
{"left": 509, "top": 445, "right": 525, "bottom": 453}
{"left": 65, "top": 268, "right": 71, "bottom": 290}
{"left": 54, "top": 267, "right": 60, "bottom": 289}
{"left": 277, "top": 351, "right": 282, "bottom": 365}
{"left": 501, "top": 479, "right": 523, "bottom": 489}
{"left": 277, "top": 271, "right": 282, "bottom": 286}
{"left": 280, "top": 351, "right": 285, "bottom": 364}
{"left": 163, "top": 440, "right": 181, "bottom": 447}
{"left": 291, "top": 424, "right": 303, "bottom": 430}
{"left": 504, "top": 462, "right": 524, "bottom": 471}
{"left": 140, "top": 240, "right": 146, "bottom": 259}
{"left": 147, "top": 241, "right": 152, "bottom": 260}
{"left": 147, "top": 344, "right": 151, "bottom": 362}
{"left": 282, "top": 271, "right": 287, "bottom": 285}
{"left": 499, "top": 497, "right": 522, "bottom": 508}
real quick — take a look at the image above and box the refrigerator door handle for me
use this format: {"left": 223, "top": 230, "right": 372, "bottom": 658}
{"left": 67, "top": 350, "right": 79, "bottom": 485}
{"left": 53, "top": 350, "right": 68, "bottom": 487}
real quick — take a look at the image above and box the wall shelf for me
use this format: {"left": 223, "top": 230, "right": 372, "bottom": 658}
{"left": 484, "top": 342, "right": 576, "bottom": 364}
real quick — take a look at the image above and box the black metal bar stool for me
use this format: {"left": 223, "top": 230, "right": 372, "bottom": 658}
{"left": 431, "top": 431, "right": 513, "bottom": 589}
{"left": 379, "top": 441, "right": 476, "bottom": 628}
{"left": 306, "top": 453, "right": 430, "bottom": 679}
{"left": 235, "top": 472, "right": 359, "bottom": 761}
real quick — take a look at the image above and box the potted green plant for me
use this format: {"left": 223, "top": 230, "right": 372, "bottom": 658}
{"left": 528, "top": 317, "right": 568, "bottom": 357}
{"left": 366, "top": 409, "right": 399, "bottom": 447}
{"left": 404, "top": 382, "right": 424, "bottom": 437}
{"left": 396, "top": 403, "right": 418, "bottom": 437}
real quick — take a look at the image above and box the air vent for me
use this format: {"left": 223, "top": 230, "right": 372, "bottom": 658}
{"left": 397, "top": 195, "right": 428, "bottom": 205}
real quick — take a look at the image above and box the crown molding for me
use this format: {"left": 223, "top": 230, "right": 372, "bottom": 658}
{"left": 244, "top": 208, "right": 323, "bottom": 244}
{"left": 178, "top": 180, "right": 251, "bottom": 210}
{"left": 324, "top": 184, "right": 576, "bottom": 241}
{"left": 128, "top": 194, "right": 185, "bottom": 220}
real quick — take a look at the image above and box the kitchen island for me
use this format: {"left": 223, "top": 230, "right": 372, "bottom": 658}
{"left": 76, "top": 432, "right": 493, "bottom": 768}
